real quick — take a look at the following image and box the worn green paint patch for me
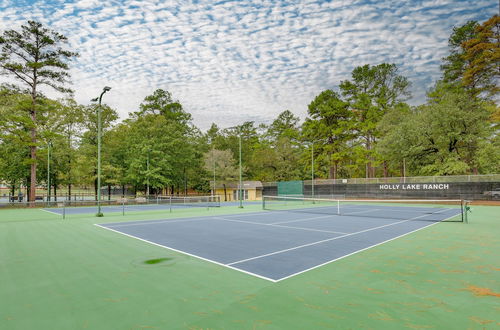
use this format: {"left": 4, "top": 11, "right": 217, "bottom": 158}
{"left": 0, "top": 204, "right": 498, "bottom": 329}
{"left": 144, "top": 257, "right": 172, "bottom": 264}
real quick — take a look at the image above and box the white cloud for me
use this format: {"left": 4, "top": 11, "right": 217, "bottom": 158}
{"left": 0, "top": 0, "right": 497, "bottom": 130}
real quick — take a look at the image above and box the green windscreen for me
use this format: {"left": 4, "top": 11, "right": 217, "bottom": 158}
{"left": 277, "top": 180, "right": 304, "bottom": 196}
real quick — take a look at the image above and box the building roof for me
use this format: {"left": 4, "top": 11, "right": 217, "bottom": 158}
{"left": 214, "top": 181, "right": 263, "bottom": 189}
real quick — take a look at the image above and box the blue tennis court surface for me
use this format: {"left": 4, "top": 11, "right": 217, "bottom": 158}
{"left": 96, "top": 205, "right": 462, "bottom": 282}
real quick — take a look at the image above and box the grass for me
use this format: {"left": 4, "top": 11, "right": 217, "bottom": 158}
{"left": 0, "top": 203, "right": 498, "bottom": 329}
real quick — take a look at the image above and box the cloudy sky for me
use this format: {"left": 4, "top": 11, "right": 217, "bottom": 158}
{"left": 0, "top": 0, "right": 497, "bottom": 130}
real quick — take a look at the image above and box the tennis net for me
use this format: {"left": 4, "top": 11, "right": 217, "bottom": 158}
{"left": 262, "top": 196, "right": 468, "bottom": 222}
{"left": 155, "top": 195, "right": 221, "bottom": 208}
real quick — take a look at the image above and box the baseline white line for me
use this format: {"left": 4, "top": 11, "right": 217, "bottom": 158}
{"left": 339, "top": 205, "right": 456, "bottom": 214}
{"left": 342, "top": 209, "right": 382, "bottom": 215}
{"left": 271, "top": 214, "right": 338, "bottom": 225}
{"left": 40, "top": 208, "right": 62, "bottom": 216}
{"left": 104, "top": 217, "right": 209, "bottom": 228}
{"left": 227, "top": 213, "right": 433, "bottom": 266}
{"left": 94, "top": 224, "right": 277, "bottom": 282}
{"left": 269, "top": 224, "right": 347, "bottom": 235}
{"left": 274, "top": 212, "right": 461, "bottom": 282}
{"left": 212, "top": 216, "right": 347, "bottom": 235}
{"left": 100, "top": 210, "right": 278, "bottom": 228}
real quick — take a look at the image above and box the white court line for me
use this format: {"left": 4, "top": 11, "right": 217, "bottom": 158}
{"left": 342, "top": 209, "right": 382, "bottom": 215}
{"left": 40, "top": 208, "right": 61, "bottom": 216}
{"left": 94, "top": 223, "right": 278, "bottom": 282}
{"left": 340, "top": 205, "right": 456, "bottom": 214}
{"left": 104, "top": 217, "right": 208, "bottom": 228}
{"left": 102, "top": 210, "right": 275, "bottom": 228}
{"left": 212, "top": 216, "right": 347, "bottom": 235}
{"left": 275, "top": 212, "right": 460, "bottom": 282}
{"left": 95, "top": 210, "right": 461, "bottom": 282}
{"left": 103, "top": 208, "right": 336, "bottom": 228}
{"left": 227, "top": 212, "right": 435, "bottom": 266}
{"left": 271, "top": 214, "right": 338, "bottom": 225}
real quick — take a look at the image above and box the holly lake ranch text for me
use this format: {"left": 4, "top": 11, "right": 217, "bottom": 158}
{"left": 379, "top": 184, "right": 450, "bottom": 190}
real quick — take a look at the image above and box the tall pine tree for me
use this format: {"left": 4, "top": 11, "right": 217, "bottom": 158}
{"left": 0, "top": 21, "right": 78, "bottom": 201}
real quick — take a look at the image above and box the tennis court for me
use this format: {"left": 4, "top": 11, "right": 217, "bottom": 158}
{"left": 42, "top": 195, "right": 221, "bottom": 217}
{"left": 96, "top": 197, "right": 465, "bottom": 281}
{"left": 1, "top": 199, "right": 498, "bottom": 329}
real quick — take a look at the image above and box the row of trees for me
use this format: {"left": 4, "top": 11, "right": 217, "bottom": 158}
{"left": 0, "top": 17, "right": 498, "bottom": 201}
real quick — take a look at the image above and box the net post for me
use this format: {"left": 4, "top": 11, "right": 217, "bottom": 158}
{"left": 169, "top": 195, "right": 172, "bottom": 213}
{"left": 122, "top": 198, "right": 125, "bottom": 216}
{"left": 464, "top": 200, "right": 469, "bottom": 224}
{"left": 461, "top": 199, "right": 464, "bottom": 222}
{"left": 262, "top": 196, "right": 265, "bottom": 210}
{"left": 337, "top": 200, "right": 340, "bottom": 215}
{"left": 62, "top": 201, "right": 66, "bottom": 220}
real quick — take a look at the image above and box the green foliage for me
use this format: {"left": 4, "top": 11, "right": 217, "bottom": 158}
{"left": 441, "top": 20, "right": 479, "bottom": 85}
{"left": 378, "top": 82, "right": 493, "bottom": 175}
{"left": 0, "top": 18, "right": 498, "bottom": 194}
{"left": 0, "top": 20, "right": 78, "bottom": 95}
{"left": 462, "top": 15, "right": 500, "bottom": 97}
{"left": 303, "top": 90, "right": 354, "bottom": 179}
{"left": 203, "top": 149, "right": 239, "bottom": 183}
{"left": 135, "top": 89, "right": 191, "bottom": 123}
{"left": 339, "top": 63, "right": 411, "bottom": 177}
{"left": 0, "top": 20, "right": 78, "bottom": 200}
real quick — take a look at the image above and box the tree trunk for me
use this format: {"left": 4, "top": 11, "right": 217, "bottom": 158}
{"left": 94, "top": 177, "right": 98, "bottom": 201}
{"left": 26, "top": 176, "right": 31, "bottom": 201}
{"left": 328, "top": 152, "right": 334, "bottom": 179}
{"left": 184, "top": 168, "right": 187, "bottom": 196}
{"left": 53, "top": 174, "right": 57, "bottom": 201}
{"left": 29, "top": 130, "right": 37, "bottom": 202}
{"left": 383, "top": 161, "right": 389, "bottom": 179}
{"left": 108, "top": 184, "right": 111, "bottom": 200}
{"left": 29, "top": 75, "right": 38, "bottom": 203}
{"left": 223, "top": 183, "right": 227, "bottom": 202}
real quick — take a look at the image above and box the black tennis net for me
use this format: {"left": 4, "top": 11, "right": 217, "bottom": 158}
{"left": 262, "top": 196, "right": 468, "bottom": 222}
{"left": 156, "top": 195, "right": 221, "bottom": 208}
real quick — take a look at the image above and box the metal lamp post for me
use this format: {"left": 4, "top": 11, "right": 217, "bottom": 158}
{"left": 238, "top": 132, "right": 243, "bottom": 208}
{"left": 47, "top": 140, "right": 52, "bottom": 202}
{"left": 212, "top": 148, "right": 216, "bottom": 197}
{"left": 311, "top": 142, "right": 314, "bottom": 198}
{"left": 92, "top": 86, "right": 111, "bottom": 217}
{"left": 146, "top": 147, "right": 150, "bottom": 199}
{"left": 309, "top": 139, "right": 323, "bottom": 198}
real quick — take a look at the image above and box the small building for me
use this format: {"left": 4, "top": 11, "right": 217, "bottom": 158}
{"left": 214, "top": 181, "right": 263, "bottom": 202}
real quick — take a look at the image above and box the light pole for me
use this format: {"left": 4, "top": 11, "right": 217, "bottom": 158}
{"left": 238, "top": 132, "right": 243, "bottom": 208}
{"left": 92, "top": 86, "right": 111, "bottom": 217}
{"left": 311, "top": 142, "right": 314, "bottom": 198}
{"left": 308, "top": 139, "right": 323, "bottom": 198}
{"left": 47, "top": 140, "right": 52, "bottom": 202}
{"left": 212, "top": 148, "right": 216, "bottom": 197}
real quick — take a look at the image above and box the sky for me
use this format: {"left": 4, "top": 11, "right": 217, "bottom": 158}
{"left": 0, "top": 0, "right": 497, "bottom": 130}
